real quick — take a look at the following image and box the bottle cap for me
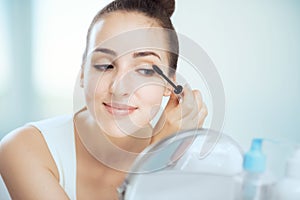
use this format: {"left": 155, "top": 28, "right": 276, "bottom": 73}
{"left": 243, "top": 138, "right": 266, "bottom": 173}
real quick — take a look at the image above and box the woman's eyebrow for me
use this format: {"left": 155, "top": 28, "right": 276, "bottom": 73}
{"left": 133, "top": 51, "right": 161, "bottom": 60}
{"left": 93, "top": 48, "right": 117, "bottom": 56}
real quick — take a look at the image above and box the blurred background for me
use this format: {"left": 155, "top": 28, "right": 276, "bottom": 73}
{"left": 0, "top": 0, "right": 299, "bottom": 176}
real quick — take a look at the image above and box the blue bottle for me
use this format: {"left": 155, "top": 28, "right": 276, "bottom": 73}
{"left": 236, "top": 138, "right": 275, "bottom": 200}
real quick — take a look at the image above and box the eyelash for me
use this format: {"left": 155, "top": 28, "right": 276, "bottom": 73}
{"left": 93, "top": 64, "right": 114, "bottom": 71}
{"left": 93, "top": 64, "right": 155, "bottom": 77}
{"left": 136, "top": 68, "right": 155, "bottom": 76}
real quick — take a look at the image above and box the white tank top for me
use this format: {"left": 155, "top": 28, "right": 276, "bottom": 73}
{"left": 28, "top": 115, "right": 77, "bottom": 199}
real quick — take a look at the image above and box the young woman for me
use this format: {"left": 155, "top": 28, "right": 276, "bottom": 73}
{"left": 0, "top": 0, "right": 207, "bottom": 199}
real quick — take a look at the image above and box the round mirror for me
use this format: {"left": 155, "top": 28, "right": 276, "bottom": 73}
{"left": 118, "top": 129, "right": 244, "bottom": 200}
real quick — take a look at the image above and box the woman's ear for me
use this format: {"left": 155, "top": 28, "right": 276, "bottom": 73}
{"left": 80, "top": 66, "right": 84, "bottom": 88}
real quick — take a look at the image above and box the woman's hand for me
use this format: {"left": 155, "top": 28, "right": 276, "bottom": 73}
{"left": 151, "top": 86, "right": 208, "bottom": 144}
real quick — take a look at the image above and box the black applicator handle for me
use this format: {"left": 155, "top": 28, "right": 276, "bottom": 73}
{"left": 152, "top": 65, "right": 183, "bottom": 94}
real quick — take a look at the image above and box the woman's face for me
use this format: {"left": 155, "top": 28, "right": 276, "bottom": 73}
{"left": 81, "top": 11, "right": 172, "bottom": 137}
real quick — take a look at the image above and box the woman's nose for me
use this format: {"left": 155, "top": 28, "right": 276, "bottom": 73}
{"left": 108, "top": 69, "right": 135, "bottom": 97}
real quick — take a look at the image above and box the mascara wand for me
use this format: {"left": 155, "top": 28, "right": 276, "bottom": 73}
{"left": 152, "top": 65, "right": 183, "bottom": 94}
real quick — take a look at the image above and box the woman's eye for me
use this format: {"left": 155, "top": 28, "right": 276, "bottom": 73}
{"left": 136, "top": 68, "right": 155, "bottom": 76}
{"left": 93, "top": 64, "right": 114, "bottom": 71}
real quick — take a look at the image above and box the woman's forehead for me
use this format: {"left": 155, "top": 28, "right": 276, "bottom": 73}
{"left": 88, "top": 11, "right": 170, "bottom": 56}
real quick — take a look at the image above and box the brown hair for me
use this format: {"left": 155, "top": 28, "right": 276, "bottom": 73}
{"left": 82, "top": 0, "right": 179, "bottom": 75}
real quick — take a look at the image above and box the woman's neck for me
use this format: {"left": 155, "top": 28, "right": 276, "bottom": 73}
{"left": 73, "top": 108, "right": 152, "bottom": 171}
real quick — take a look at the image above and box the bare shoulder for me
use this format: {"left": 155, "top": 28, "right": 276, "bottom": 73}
{"left": 0, "top": 126, "right": 56, "bottom": 172}
{"left": 0, "top": 126, "right": 69, "bottom": 199}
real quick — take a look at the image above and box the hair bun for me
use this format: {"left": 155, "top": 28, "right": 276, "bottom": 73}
{"left": 153, "top": 0, "right": 175, "bottom": 17}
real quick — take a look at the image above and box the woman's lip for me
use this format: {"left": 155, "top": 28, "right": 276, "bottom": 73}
{"left": 103, "top": 102, "right": 137, "bottom": 110}
{"left": 103, "top": 102, "right": 137, "bottom": 116}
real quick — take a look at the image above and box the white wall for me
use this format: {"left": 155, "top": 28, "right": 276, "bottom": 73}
{"left": 173, "top": 0, "right": 300, "bottom": 175}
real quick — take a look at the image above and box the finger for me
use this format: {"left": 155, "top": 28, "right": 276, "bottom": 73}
{"left": 193, "top": 90, "right": 203, "bottom": 111}
{"left": 181, "top": 86, "right": 196, "bottom": 116}
{"left": 165, "top": 92, "right": 180, "bottom": 110}
{"left": 182, "top": 85, "right": 194, "bottom": 104}
{"left": 183, "top": 89, "right": 203, "bottom": 119}
{"left": 183, "top": 102, "right": 207, "bottom": 129}
{"left": 196, "top": 103, "right": 208, "bottom": 128}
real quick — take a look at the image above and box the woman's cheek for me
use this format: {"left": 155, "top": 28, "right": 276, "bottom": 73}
{"left": 84, "top": 74, "right": 108, "bottom": 108}
{"left": 142, "top": 85, "right": 165, "bottom": 101}
{"left": 136, "top": 85, "right": 165, "bottom": 117}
